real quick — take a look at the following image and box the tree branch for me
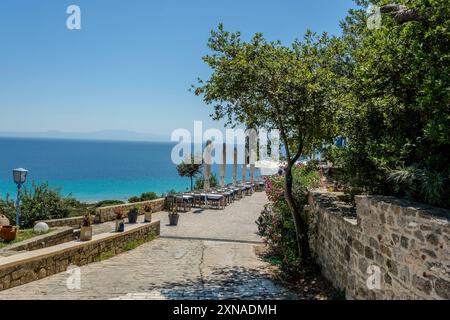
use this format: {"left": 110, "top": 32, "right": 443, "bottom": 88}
{"left": 380, "top": 4, "right": 422, "bottom": 24}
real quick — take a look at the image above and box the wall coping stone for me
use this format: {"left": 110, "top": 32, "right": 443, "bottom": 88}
{"left": 355, "top": 194, "right": 450, "bottom": 221}
{"left": 0, "top": 227, "right": 74, "bottom": 253}
{"left": 0, "top": 221, "right": 160, "bottom": 271}
{"left": 97, "top": 198, "right": 165, "bottom": 211}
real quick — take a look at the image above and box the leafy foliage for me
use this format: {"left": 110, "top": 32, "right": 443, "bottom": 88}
{"left": 95, "top": 200, "right": 125, "bottom": 208}
{"left": 0, "top": 182, "right": 75, "bottom": 229}
{"left": 257, "top": 165, "right": 319, "bottom": 267}
{"left": 329, "top": 0, "right": 450, "bottom": 208}
{"left": 195, "top": 24, "right": 341, "bottom": 261}
{"left": 128, "top": 192, "right": 159, "bottom": 203}
{"left": 194, "top": 174, "right": 218, "bottom": 190}
{"left": 176, "top": 155, "right": 203, "bottom": 191}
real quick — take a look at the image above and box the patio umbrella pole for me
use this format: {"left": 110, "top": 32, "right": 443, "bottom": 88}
{"left": 233, "top": 145, "right": 237, "bottom": 186}
{"left": 242, "top": 145, "right": 247, "bottom": 184}
{"left": 220, "top": 142, "right": 226, "bottom": 188}
{"left": 204, "top": 140, "right": 213, "bottom": 206}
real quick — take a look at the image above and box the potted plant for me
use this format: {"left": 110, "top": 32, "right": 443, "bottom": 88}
{"left": 0, "top": 225, "right": 17, "bottom": 242}
{"left": 168, "top": 205, "right": 179, "bottom": 226}
{"left": 80, "top": 212, "right": 93, "bottom": 241}
{"left": 115, "top": 210, "right": 125, "bottom": 232}
{"left": 144, "top": 204, "right": 153, "bottom": 223}
{"left": 128, "top": 207, "right": 139, "bottom": 224}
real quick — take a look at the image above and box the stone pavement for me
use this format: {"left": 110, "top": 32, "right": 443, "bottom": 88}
{"left": 0, "top": 192, "right": 298, "bottom": 300}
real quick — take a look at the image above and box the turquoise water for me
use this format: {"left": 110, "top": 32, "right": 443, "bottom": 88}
{"left": 0, "top": 138, "right": 246, "bottom": 202}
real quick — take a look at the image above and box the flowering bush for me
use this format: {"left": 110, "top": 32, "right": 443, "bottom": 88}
{"left": 257, "top": 164, "right": 319, "bottom": 267}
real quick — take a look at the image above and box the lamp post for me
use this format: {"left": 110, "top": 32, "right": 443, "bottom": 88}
{"left": 13, "top": 168, "right": 28, "bottom": 226}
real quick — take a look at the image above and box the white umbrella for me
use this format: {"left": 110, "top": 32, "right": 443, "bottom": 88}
{"left": 254, "top": 160, "right": 281, "bottom": 176}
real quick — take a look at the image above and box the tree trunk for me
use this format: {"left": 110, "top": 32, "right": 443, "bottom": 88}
{"left": 284, "top": 164, "right": 311, "bottom": 263}
{"left": 190, "top": 176, "right": 193, "bottom": 191}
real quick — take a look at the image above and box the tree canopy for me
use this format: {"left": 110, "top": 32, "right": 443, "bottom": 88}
{"left": 195, "top": 25, "right": 342, "bottom": 261}
{"left": 177, "top": 155, "right": 203, "bottom": 191}
{"left": 333, "top": 0, "right": 450, "bottom": 207}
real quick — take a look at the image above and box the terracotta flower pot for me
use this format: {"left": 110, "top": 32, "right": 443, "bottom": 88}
{"left": 0, "top": 225, "right": 17, "bottom": 242}
{"left": 80, "top": 226, "right": 93, "bottom": 241}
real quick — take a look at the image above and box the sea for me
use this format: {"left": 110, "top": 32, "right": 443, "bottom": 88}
{"left": 0, "top": 137, "right": 247, "bottom": 203}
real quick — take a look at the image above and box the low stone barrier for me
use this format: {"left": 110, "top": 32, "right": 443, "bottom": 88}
{"left": 35, "top": 216, "right": 85, "bottom": 229}
{"left": 308, "top": 190, "right": 450, "bottom": 300}
{"left": 95, "top": 198, "right": 165, "bottom": 223}
{"left": 0, "top": 227, "right": 77, "bottom": 254}
{"left": 0, "top": 221, "right": 160, "bottom": 291}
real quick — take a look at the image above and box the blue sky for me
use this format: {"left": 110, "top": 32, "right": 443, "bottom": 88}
{"left": 0, "top": 0, "right": 357, "bottom": 139}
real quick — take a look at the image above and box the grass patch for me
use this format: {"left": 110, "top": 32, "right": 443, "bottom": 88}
{"left": 99, "top": 250, "right": 116, "bottom": 261}
{"left": 0, "top": 228, "right": 52, "bottom": 249}
{"left": 97, "top": 232, "right": 157, "bottom": 261}
{"left": 123, "top": 233, "right": 157, "bottom": 252}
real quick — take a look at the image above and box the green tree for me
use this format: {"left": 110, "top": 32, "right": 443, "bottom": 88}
{"left": 194, "top": 25, "right": 340, "bottom": 262}
{"left": 194, "top": 174, "right": 218, "bottom": 190}
{"left": 334, "top": 0, "right": 450, "bottom": 208}
{"left": 176, "top": 155, "right": 203, "bottom": 191}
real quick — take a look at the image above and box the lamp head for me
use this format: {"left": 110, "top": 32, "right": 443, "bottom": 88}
{"left": 13, "top": 168, "right": 28, "bottom": 185}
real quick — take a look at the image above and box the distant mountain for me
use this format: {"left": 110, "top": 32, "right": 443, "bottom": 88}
{"left": 0, "top": 130, "right": 170, "bottom": 142}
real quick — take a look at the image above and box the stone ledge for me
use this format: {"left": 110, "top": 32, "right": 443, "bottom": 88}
{"left": 35, "top": 216, "right": 85, "bottom": 229}
{"left": 0, "top": 227, "right": 76, "bottom": 255}
{"left": 0, "top": 221, "right": 160, "bottom": 291}
{"left": 95, "top": 198, "right": 166, "bottom": 223}
{"left": 309, "top": 190, "right": 357, "bottom": 218}
{"left": 355, "top": 195, "right": 450, "bottom": 221}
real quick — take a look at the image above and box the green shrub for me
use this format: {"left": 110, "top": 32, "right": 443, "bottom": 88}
{"left": 128, "top": 192, "right": 158, "bottom": 203}
{"left": 0, "top": 182, "right": 75, "bottom": 229}
{"left": 194, "top": 174, "right": 218, "bottom": 190}
{"left": 256, "top": 164, "right": 319, "bottom": 269}
{"left": 95, "top": 200, "right": 125, "bottom": 208}
{"left": 139, "top": 192, "right": 158, "bottom": 201}
{"left": 331, "top": 0, "right": 450, "bottom": 209}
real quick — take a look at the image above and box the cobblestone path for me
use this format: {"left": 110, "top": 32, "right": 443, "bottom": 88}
{"left": 0, "top": 192, "right": 298, "bottom": 300}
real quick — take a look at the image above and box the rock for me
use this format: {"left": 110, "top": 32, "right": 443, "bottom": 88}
{"left": 435, "top": 279, "right": 450, "bottom": 299}
{"left": 0, "top": 214, "right": 10, "bottom": 227}
{"left": 425, "top": 233, "right": 439, "bottom": 246}
{"left": 412, "top": 275, "right": 432, "bottom": 295}
{"left": 400, "top": 236, "right": 409, "bottom": 249}
{"left": 34, "top": 222, "right": 49, "bottom": 234}
{"left": 365, "top": 246, "right": 374, "bottom": 260}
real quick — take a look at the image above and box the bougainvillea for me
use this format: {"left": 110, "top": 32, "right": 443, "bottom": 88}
{"left": 257, "top": 165, "right": 319, "bottom": 266}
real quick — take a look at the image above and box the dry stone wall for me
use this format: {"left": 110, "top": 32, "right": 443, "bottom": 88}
{"left": 308, "top": 191, "right": 449, "bottom": 300}
{"left": 0, "top": 221, "right": 160, "bottom": 291}
{"left": 95, "top": 198, "right": 165, "bottom": 223}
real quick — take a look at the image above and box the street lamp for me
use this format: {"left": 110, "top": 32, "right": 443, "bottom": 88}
{"left": 12, "top": 168, "right": 28, "bottom": 226}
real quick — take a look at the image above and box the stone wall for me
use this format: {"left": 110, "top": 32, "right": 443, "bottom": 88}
{"left": 0, "top": 227, "right": 77, "bottom": 254}
{"left": 34, "top": 199, "right": 166, "bottom": 227}
{"left": 0, "top": 221, "right": 160, "bottom": 291}
{"left": 95, "top": 198, "right": 165, "bottom": 223}
{"left": 35, "top": 216, "right": 85, "bottom": 229}
{"left": 308, "top": 191, "right": 450, "bottom": 300}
